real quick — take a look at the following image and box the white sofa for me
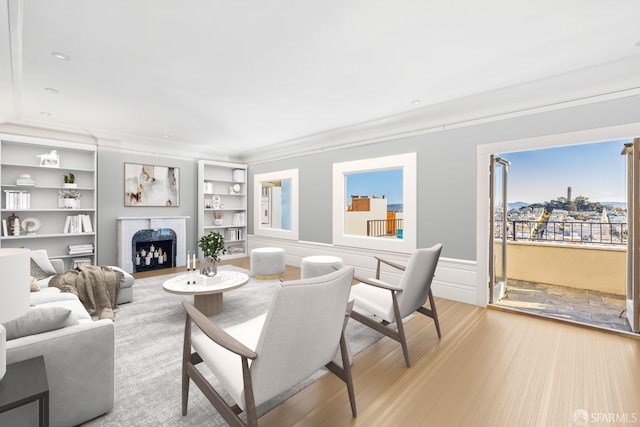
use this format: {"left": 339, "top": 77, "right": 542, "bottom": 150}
{"left": 0, "top": 253, "right": 134, "bottom": 427}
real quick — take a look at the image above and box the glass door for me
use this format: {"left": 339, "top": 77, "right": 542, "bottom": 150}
{"left": 489, "top": 155, "right": 510, "bottom": 303}
{"left": 622, "top": 140, "right": 640, "bottom": 333}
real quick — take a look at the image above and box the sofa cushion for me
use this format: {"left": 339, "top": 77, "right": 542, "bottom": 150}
{"left": 30, "top": 250, "right": 58, "bottom": 280}
{"left": 2, "top": 306, "right": 77, "bottom": 340}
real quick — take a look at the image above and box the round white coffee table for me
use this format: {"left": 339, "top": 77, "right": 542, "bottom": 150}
{"left": 162, "top": 270, "right": 249, "bottom": 316}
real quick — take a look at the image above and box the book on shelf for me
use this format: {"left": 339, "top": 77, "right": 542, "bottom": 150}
{"left": 68, "top": 243, "right": 94, "bottom": 255}
{"left": 1, "top": 219, "right": 7, "bottom": 237}
{"left": 225, "top": 228, "right": 242, "bottom": 241}
{"left": 4, "top": 190, "right": 31, "bottom": 209}
{"left": 63, "top": 214, "right": 93, "bottom": 233}
{"left": 72, "top": 258, "right": 92, "bottom": 268}
{"left": 232, "top": 212, "right": 244, "bottom": 226}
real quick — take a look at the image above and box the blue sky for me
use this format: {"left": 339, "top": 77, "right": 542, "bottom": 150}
{"left": 499, "top": 139, "right": 630, "bottom": 204}
{"left": 346, "top": 168, "right": 403, "bottom": 205}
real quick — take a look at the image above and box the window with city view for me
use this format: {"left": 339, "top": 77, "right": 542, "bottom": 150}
{"left": 497, "top": 139, "right": 628, "bottom": 245}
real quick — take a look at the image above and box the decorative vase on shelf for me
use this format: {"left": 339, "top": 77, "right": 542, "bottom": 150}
{"left": 63, "top": 198, "right": 78, "bottom": 209}
{"left": 199, "top": 256, "right": 218, "bottom": 277}
{"left": 213, "top": 211, "right": 224, "bottom": 226}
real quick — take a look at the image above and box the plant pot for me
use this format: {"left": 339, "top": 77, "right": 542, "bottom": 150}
{"left": 63, "top": 183, "right": 77, "bottom": 189}
{"left": 63, "top": 198, "right": 78, "bottom": 209}
{"left": 200, "top": 256, "right": 218, "bottom": 277}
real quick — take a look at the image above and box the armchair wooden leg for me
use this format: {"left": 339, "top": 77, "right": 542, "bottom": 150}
{"left": 182, "top": 366, "right": 189, "bottom": 416}
{"left": 392, "top": 292, "right": 411, "bottom": 368}
{"left": 340, "top": 332, "right": 357, "bottom": 417}
{"left": 417, "top": 290, "right": 442, "bottom": 338}
{"left": 429, "top": 290, "right": 442, "bottom": 338}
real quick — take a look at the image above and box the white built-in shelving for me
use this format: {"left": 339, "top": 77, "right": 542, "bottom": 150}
{"left": 0, "top": 135, "right": 97, "bottom": 269}
{"left": 197, "top": 160, "right": 247, "bottom": 260}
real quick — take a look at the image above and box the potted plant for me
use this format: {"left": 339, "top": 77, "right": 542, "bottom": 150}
{"left": 198, "top": 231, "right": 226, "bottom": 276}
{"left": 63, "top": 172, "right": 77, "bottom": 188}
{"left": 59, "top": 189, "right": 81, "bottom": 209}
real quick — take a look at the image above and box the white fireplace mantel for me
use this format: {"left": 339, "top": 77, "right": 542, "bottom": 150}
{"left": 117, "top": 216, "right": 190, "bottom": 273}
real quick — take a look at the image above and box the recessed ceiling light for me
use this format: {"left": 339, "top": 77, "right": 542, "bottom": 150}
{"left": 51, "top": 52, "right": 70, "bottom": 60}
{"left": 44, "top": 87, "right": 59, "bottom": 93}
{"left": 162, "top": 133, "right": 170, "bottom": 139}
{"left": 411, "top": 99, "right": 422, "bottom": 105}
{"left": 40, "top": 112, "right": 52, "bottom": 117}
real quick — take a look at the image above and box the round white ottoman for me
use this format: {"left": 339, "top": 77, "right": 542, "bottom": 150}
{"left": 250, "top": 247, "right": 285, "bottom": 279}
{"left": 301, "top": 255, "right": 344, "bottom": 279}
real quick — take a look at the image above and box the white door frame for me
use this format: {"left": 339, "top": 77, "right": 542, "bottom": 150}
{"left": 476, "top": 122, "right": 640, "bottom": 308}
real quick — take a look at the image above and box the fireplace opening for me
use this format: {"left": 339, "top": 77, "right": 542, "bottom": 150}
{"left": 132, "top": 228, "right": 177, "bottom": 273}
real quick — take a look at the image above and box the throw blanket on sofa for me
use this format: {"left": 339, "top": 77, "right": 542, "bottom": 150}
{"left": 49, "top": 265, "right": 123, "bottom": 320}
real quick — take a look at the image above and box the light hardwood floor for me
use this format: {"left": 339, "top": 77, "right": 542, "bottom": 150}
{"left": 135, "top": 259, "right": 640, "bottom": 426}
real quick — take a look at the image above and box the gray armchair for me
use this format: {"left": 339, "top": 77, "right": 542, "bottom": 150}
{"left": 349, "top": 244, "right": 443, "bottom": 367}
{"left": 181, "top": 266, "right": 357, "bottom": 426}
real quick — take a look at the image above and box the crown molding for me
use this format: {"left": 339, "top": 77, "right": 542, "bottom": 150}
{"left": 240, "top": 55, "right": 640, "bottom": 164}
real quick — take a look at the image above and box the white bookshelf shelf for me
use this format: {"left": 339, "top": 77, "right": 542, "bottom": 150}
{"left": 198, "top": 160, "right": 248, "bottom": 260}
{"left": 0, "top": 135, "right": 97, "bottom": 269}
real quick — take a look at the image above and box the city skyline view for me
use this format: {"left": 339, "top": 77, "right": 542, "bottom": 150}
{"left": 498, "top": 139, "right": 630, "bottom": 205}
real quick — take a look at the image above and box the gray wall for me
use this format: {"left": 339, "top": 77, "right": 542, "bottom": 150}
{"left": 96, "top": 148, "right": 198, "bottom": 266}
{"left": 248, "top": 94, "right": 640, "bottom": 261}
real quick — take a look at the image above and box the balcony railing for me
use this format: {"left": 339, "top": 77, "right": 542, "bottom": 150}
{"left": 495, "top": 220, "right": 627, "bottom": 245}
{"left": 367, "top": 219, "right": 404, "bottom": 237}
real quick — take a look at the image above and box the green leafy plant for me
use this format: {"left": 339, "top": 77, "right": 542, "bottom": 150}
{"left": 63, "top": 172, "right": 75, "bottom": 184}
{"left": 198, "top": 231, "right": 227, "bottom": 262}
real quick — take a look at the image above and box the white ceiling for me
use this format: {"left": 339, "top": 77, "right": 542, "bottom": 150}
{"left": 1, "top": 0, "right": 640, "bottom": 161}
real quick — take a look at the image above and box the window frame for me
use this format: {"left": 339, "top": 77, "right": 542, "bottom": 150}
{"left": 253, "top": 169, "right": 299, "bottom": 240}
{"left": 332, "top": 152, "right": 417, "bottom": 252}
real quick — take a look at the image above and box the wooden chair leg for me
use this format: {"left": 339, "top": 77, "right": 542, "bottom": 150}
{"left": 429, "top": 290, "right": 442, "bottom": 338}
{"left": 182, "top": 365, "right": 189, "bottom": 416}
{"left": 392, "top": 292, "right": 411, "bottom": 368}
{"left": 340, "top": 332, "right": 357, "bottom": 416}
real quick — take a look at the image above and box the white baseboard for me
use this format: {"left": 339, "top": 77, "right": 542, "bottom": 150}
{"left": 248, "top": 235, "right": 479, "bottom": 306}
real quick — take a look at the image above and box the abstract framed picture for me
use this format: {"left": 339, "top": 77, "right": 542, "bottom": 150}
{"left": 124, "top": 163, "right": 180, "bottom": 207}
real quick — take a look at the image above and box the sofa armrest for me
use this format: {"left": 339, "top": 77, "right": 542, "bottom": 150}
{"left": 3, "top": 320, "right": 115, "bottom": 427}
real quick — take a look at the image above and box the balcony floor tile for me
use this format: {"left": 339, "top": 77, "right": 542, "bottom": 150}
{"left": 498, "top": 281, "right": 631, "bottom": 333}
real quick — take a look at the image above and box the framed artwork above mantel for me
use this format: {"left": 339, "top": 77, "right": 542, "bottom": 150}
{"left": 124, "top": 163, "right": 180, "bottom": 207}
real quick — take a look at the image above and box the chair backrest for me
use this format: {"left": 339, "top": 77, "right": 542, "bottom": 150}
{"left": 250, "top": 266, "right": 354, "bottom": 406}
{"left": 396, "top": 244, "right": 443, "bottom": 318}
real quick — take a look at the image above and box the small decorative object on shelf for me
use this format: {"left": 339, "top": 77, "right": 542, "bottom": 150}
{"left": 232, "top": 168, "right": 245, "bottom": 183}
{"left": 21, "top": 217, "right": 41, "bottom": 235}
{"left": 63, "top": 172, "right": 77, "bottom": 188}
{"left": 7, "top": 212, "right": 20, "bottom": 236}
{"left": 198, "top": 231, "right": 226, "bottom": 277}
{"left": 59, "top": 190, "right": 81, "bottom": 209}
{"left": 214, "top": 211, "right": 224, "bottom": 226}
{"left": 36, "top": 149, "right": 59, "bottom": 167}
{"left": 211, "top": 194, "right": 221, "bottom": 209}
{"left": 16, "top": 172, "right": 35, "bottom": 186}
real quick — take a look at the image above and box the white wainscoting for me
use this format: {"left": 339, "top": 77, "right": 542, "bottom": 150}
{"left": 248, "top": 235, "right": 479, "bottom": 306}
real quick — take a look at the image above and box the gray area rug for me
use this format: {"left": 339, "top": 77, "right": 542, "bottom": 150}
{"left": 82, "top": 266, "right": 383, "bottom": 426}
